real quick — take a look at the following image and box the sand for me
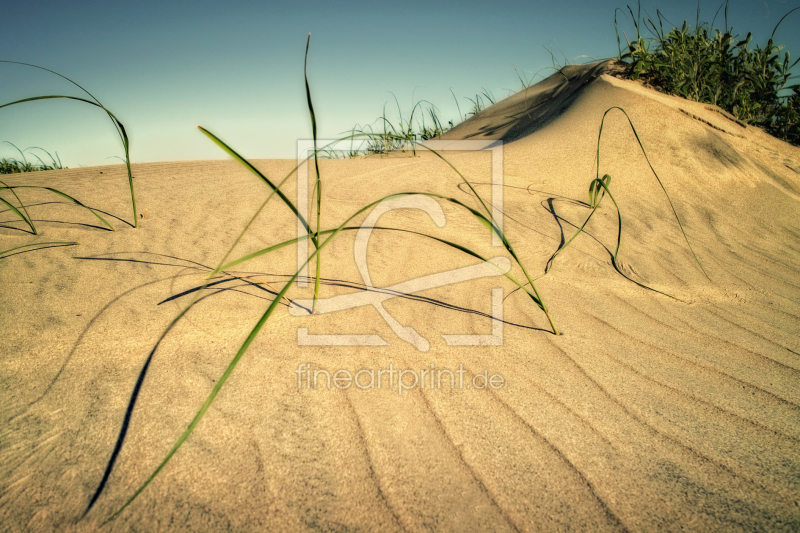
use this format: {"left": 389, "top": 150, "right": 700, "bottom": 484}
{"left": 1, "top": 61, "right": 799, "bottom": 532}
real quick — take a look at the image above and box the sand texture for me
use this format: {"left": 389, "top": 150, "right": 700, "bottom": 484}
{"left": 2, "top": 63, "right": 800, "bottom": 532}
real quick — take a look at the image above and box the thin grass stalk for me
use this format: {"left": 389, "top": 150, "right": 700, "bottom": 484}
{"left": 369, "top": 132, "right": 558, "bottom": 333}
{"left": 93, "top": 133, "right": 315, "bottom": 523}
{"left": 195, "top": 127, "right": 545, "bottom": 312}
{"left": 1, "top": 185, "right": 114, "bottom": 231}
{"left": 0, "top": 74, "right": 137, "bottom": 226}
{"left": 102, "top": 43, "right": 573, "bottom": 520}
{"left": 597, "top": 107, "right": 708, "bottom": 279}
{"left": 101, "top": 123, "right": 563, "bottom": 520}
{"left": 548, "top": 107, "right": 709, "bottom": 289}
{"left": 0, "top": 177, "right": 36, "bottom": 233}
{"left": 0, "top": 196, "right": 35, "bottom": 234}
{"left": 101, "top": 143, "right": 556, "bottom": 523}
{"left": 3, "top": 142, "right": 29, "bottom": 167}
{"left": 0, "top": 241, "right": 77, "bottom": 258}
{"left": 197, "top": 127, "right": 312, "bottom": 234}
{"left": 235, "top": 133, "right": 558, "bottom": 331}
{"left": 304, "top": 34, "right": 323, "bottom": 312}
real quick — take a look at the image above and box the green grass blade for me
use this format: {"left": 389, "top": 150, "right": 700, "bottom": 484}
{"left": 4, "top": 185, "right": 114, "bottom": 231}
{"left": 215, "top": 224, "right": 540, "bottom": 307}
{"left": 196, "top": 126, "right": 313, "bottom": 237}
{"left": 0, "top": 178, "right": 36, "bottom": 234}
{"left": 0, "top": 241, "right": 77, "bottom": 258}
{"left": 3, "top": 141, "right": 29, "bottom": 167}
{"left": 598, "top": 107, "right": 709, "bottom": 279}
{"left": 212, "top": 188, "right": 549, "bottom": 312}
{"left": 305, "top": 34, "right": 323, "bottom": 313}
{"left": 97, "top": 156, "right": 306, "bottom": 521}
{"left": 550, "top": 108, "right": 708, "bottom": 286}
{"left": 0, "top": 195, "right": 35, "bottom": 234}
{"left": 400, "top": 139, "right": 558, "bottom": 333}
{"left": 0, "top": 93, "right": 137, "bottom": 227}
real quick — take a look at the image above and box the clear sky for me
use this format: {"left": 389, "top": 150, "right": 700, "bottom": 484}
{"left": 1, "top": 0, "right": 798, "bottom": 168}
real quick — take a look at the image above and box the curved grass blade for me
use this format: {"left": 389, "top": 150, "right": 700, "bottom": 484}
{"left": 89, "top": 130, "right": 323, "bottom": 521}
{"left": 390, "top": 137, "right": 557, "bottom": 333}
{"left": 0, "top": 196, "right": 35, "bottom": 234}
{"left": 4, "top": 185, "right": 114, "bottom": 231}
{"left": 237, "top": 127, "right": 557, "bottom": 333}
{"left": 0, "top": 178, "right": 36, "bottom": 234}
{"left": 211, "top": 186, "right": 554, "bottom": 324}
{"left": 1, "top": 61, "right": 134, "bottom": 221}
{"left": 25, "top": 146, "right": 63, "bottom": 170}
{"left": 3, "top": 141, "right": 29, "bottom": 167}
{"left": 196, "top": 127, "right": 313, "bottom": 237}
{"left": 589, "top": 174, "right": 611, "bottom": 208}
{"left": 592, "top": 176, "right": 679, "bottom": 299}
{"left": 0, "top": 93, "right": 137, "bottom": 228}
{"left": 215, "top": 224, "right": 540, "bottom": 307}
{"left": 0, "top": 241, "right": 77, "bottom": 258}
{"left": 305, "top": 34, "right": 323, "bottom": 313}
{"left": 597, "top": 107, "right": 708, "bottom": 279}
{"left": 0, "top": 60, "right": 125, "bottom": 145}
{"left": 549, "top": 107, "right": 709, "bottom": 284}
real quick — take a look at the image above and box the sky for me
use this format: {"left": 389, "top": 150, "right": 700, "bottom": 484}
{"left": 1, "top": 0, "right": 798, "bottom": 168}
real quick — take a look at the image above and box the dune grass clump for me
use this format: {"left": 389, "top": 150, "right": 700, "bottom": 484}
{"left": 615, "top": 2, "right": 799, "bottom": 144}
{"left": 0, "top": 141, "right": 115, "bottom": 249}
{"left": 0, "top": 62, "right": 139, "bottom": 257}
{"left": 463, "top": 88, "right": 497, "bottom": 119}
{"left": 351, "top": 87, "right": 501, "bottom": 157}
{"left": 351, "top": 95, "right": 453, "bottom": 156}
{"left": 0, "top": 61, "right": 138, "bottom": 230}
{"left": 0, "top": 142, "right": 66, "bottom": 174}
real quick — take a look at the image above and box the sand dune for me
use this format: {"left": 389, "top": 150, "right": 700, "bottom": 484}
{"left": 1, "top": 62, "right": 799, "bottom": 531}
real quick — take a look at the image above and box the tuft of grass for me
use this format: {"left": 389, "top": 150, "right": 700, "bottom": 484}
{"left": 464, "top": 88, "right": 496, "bottom": 118}
{"left": 615, "top": 1, "right": 800, "bottom": 145}
{"left": 0, "top": 60, "right": 138, "bottom": 226}
{"left": 0, "top": 142, "right": 66, "bottom": 174}
{"left": 0, "top": 63, "right": 139, "bottom": 251}
{"left": 352, "top": 94, "right": 452, "bottom": 156}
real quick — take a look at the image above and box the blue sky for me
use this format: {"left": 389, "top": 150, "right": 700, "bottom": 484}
{"left": 1, "top": 0, "right": 798, "bottom": 167}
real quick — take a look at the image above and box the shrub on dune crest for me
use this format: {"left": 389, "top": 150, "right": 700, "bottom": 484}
{"left": 616, "top": 2, "right": 800, "bottom": 145}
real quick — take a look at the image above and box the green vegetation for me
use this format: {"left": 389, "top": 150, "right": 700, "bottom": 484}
{"left": 616, "top": 2, "right": 799, "bottom": 144}
{"left": 548, "top": 106, "right": 709, "bottom": 292}
{"left": 348, "top": 96, "right": 451, "bottom": 156}
{"left": 7, "top": 1, "right": 798, "bottom": 524}
{"left": 0, "top": 60, "right": 138, "bottom": 230}
{"left": 0, "top": 62, "right": 140, "bottom": 257}
{"left": 0, "top": 142, "right": 66, "bottom": 174}
{"left": 0, "top": 138, "right": 115, "bottom": 248}
{"left": 349, "top": 1, "right": 800, "bottom": 155}
{"left": 344, "top": 87, "right": 498, "bottom": 157}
